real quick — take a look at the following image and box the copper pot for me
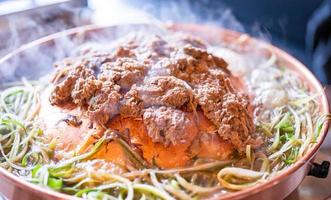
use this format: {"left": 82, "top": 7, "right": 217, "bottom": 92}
{"left": 0, "top": 24, "right": 329, "bottom": 200}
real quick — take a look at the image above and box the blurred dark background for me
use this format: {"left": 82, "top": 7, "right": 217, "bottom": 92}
{"left": 0, "top": 0, "right": 330, "bottom": 84}
{"left": 125, "top": 0, "right": 331, "bottom": 85}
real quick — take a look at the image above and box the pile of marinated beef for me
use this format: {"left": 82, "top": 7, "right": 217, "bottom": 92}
{"left": 50, "top": 32, "right": 259, "bottom": 153}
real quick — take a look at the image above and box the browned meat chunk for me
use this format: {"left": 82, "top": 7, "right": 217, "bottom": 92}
{"left": 50, "top": 65, "right": 96, "bottom": 105}
{"left": 143, "top": 106, "right": 189, "bottom": 146}
{"left": 160, "top": 45, "right": 255, "bottom": 152}
{"left": 88, "top": 81, "right": 121, "bottom": 125}
{"left": 136, "top": 76, "right": 195, "bottom": 108}
{"left": 49, "top": 32, "right": 258, "bottom": 151}
{"left": 119, "top": 88, "right": 144, "bottom": 118}
{"left": 196, "top": 84, "right": 256, "bottom": 152}
{"left": 99, "top": 58, "right": 147, "bottom": 89}
{"left": 120, "top": 76, "right": 196, "bottom": 118}
{"left": 50, "top": 75, "right": 76, "bottom": 105}
{"left": 183, "top": 46, "right": 228, "bottom": 73}
{"left": 71, "top": 77, "right": 101, "bottom": 106}
{"left": 217, "top": 93, "right": 256, "bottom": 152}
{"left": 163, "top": 47, "right": 228, "bottom": 84}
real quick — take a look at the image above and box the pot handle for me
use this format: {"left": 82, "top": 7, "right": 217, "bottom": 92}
{"left": 308, "top": 161, "right": 330, "bottom": 178}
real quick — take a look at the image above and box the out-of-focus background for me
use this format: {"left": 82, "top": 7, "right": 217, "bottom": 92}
{"left": 0, "top": 0, "right": 330, "bottom": 199}
{"left": 2, "top": 0, "right": 331, "bottom": 85}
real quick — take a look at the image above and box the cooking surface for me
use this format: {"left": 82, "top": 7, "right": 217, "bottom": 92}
{"left": 0, "top": 29, "right": 328, "bottom": 200}
{"left": 284, "top": 88, "right": 331, "bottom": 200}
{"left": 1, "top": 142, "right": 331, "bottom": 200}
{"left": 1, "top": 118, "right": 329, "bottom": 200}
{"left": 0, "top": 1, "right": 331, "bottom": 199}
{"left": 286, "top": 86, "right": 331, "bottom": 200}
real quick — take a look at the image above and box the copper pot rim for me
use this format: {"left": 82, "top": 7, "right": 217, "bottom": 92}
{"left": 0, "top": 23, "right": 329, "bottom": 200}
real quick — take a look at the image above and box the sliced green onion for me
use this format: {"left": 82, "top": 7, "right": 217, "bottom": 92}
{"left": 275, "top": 113, "right": 293, "bottom": 132}
{"left": 47, "top": 177, "right": 63, "bottom": 190}
{"left": 268, "top": 129, "right": 280, "bottom": 152}
{"left": 32, "top": 164, "right": 42, "bottom": 178}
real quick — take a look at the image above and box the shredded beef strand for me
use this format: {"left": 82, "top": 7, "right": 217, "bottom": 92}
{"left": 119, "top": 87, "right": 144, "bottom": 118}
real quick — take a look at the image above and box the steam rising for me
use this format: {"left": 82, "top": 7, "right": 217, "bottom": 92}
{"left": 90, "top": 0, "right": 246, "bottom": 33}
{"left": 0, "top": 0, "right": 272, "bottom": 86}
{"left": 0, "top": 3, "right": 89, "bottom": 57}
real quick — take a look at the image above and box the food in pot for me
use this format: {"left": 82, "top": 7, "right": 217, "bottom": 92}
{"left": 0, "top": 28, "right": 328, "bottom": 199}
